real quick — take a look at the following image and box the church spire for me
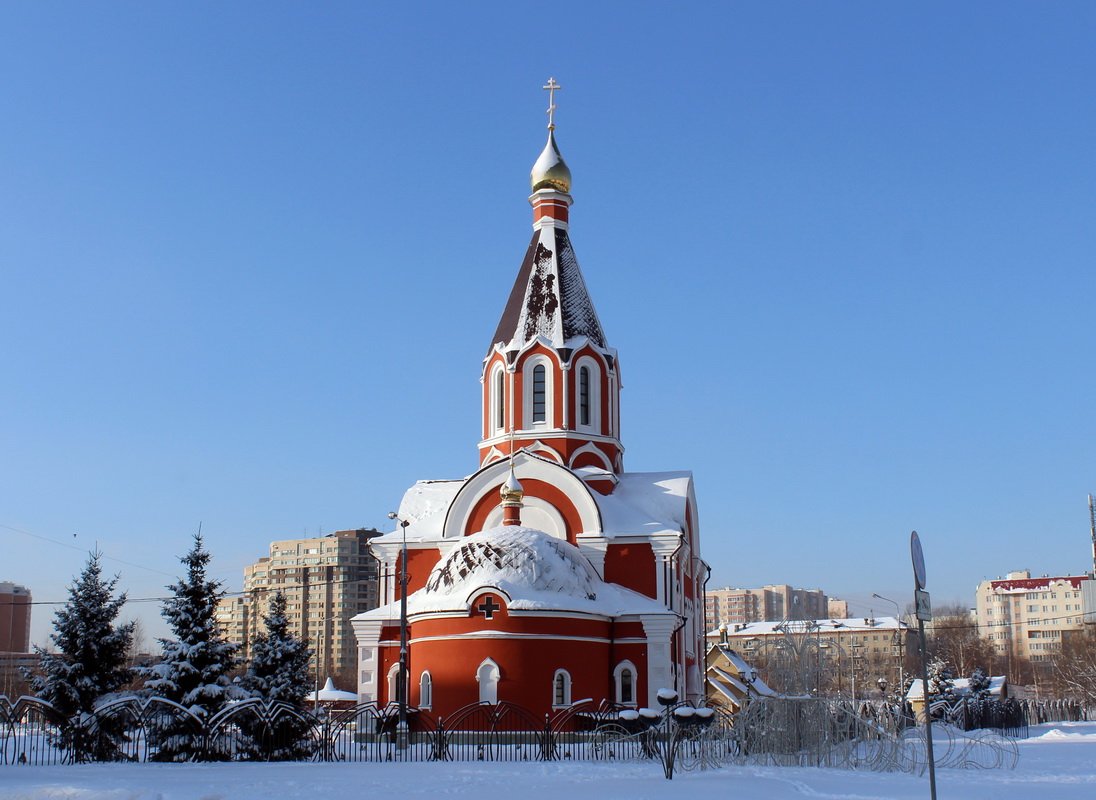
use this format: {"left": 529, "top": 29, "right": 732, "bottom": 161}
{"left": 479, "top": 80, "right": 624, "bottom": 480}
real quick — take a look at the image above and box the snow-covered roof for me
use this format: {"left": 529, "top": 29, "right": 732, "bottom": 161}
{"left": 597, "top": 471, "right": 691, "bottom": 537}
{"left": 310, "top": 677, "right": 357, "bottom": 702}
{"left": 906, "top": 676, "right": 1006, "bottom": 700}
{"left": 357, "top": 526, "right": 671, "bottom": 619}
{"left": 490, "top": 227, "right": 606, "bottom": 353}
{"left": 716, "top": 616, "right": 908, "bottom": 638}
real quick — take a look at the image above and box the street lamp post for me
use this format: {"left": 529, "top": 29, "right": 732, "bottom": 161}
{"left": 387, "top": 511, "right": 411, "bottom": 746}
{"left": 872, "top": 592, "right": 905, "bottom": 696}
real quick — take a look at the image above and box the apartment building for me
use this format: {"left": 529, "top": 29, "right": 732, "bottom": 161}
{"left": 705, "top": 584, "right": 829, "bottom": 630}
{"left": 975, "top": 570, "right": 1090, "bottom": 663}
{"left": 0, "top": 582, "right": 31, "bottom": 654}
{"left": 218, "top": 528, "right": 382, "bottom": 681}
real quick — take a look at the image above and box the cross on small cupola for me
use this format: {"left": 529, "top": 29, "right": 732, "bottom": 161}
{"left": 543, "top": 77, "right": 562, "bottom": 130}
{"left": 477, "top": 595, "right": 502, "bottom": 620}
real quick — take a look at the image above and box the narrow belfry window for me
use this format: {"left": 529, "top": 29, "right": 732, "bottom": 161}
{"left": 579, "top": 366, "right": 590, "bottom": 426}
{"left": 532, "top": 364, "right": 547, "bottom": 422}
{"left": 495, "top": 369, "right": 505, "bottom": 430}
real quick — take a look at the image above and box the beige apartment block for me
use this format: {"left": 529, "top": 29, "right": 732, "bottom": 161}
{"left": 716, "top": 616, "right": 913, "bottom": 693}
{"left": 975, "top": 570, "right": 1090, "bottom": 664}
{"left": 219, "top": 528, "right": 382, "bottom": 682}
{"left": 705, "top": 584, "right": 829, "bottom": 630}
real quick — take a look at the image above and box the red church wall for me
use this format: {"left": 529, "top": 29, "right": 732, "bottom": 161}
{"left": 604, "top": 543, "right": 657, "bottom": 599}
{"left": 398, "top": 548, "right": 441, "bottom": 596}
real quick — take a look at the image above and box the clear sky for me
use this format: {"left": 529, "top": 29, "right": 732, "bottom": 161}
{"left": 3, "top": 2, "right": 1094, "bottom": 648}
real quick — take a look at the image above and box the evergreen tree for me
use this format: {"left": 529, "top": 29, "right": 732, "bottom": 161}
{"left": 139, "top": 533, "right": 242, "bottom": 760}
{"left": 27, "top": 550, "right": 135, "bottom": 761}
{"left": 238, "top": 592, "right": 315, "bottom": 759}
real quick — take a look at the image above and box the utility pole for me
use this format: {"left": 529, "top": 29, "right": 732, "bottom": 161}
{"left": 1088, "top": 494, "right": 1095, "bottom": 578}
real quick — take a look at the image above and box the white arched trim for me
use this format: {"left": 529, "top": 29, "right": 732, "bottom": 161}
{"left": 482, "top": 496, "right": 568, "bottom": 540}
{"left": 525, "top": 440, "right": 564, "bottom": 463}
{"left": 419, "top": 671, "right": 433, "bottom": 710}
{"left": 567, "top": 441, "right": 614, "bottom": 473}
{"left": 553, "top": 669, "right": 572, "bottom": 708}
{"left": 614, "top": 660, "right": 638, "bottom": 707}
{"left": 477, "top": 657, "right": 501, "bottom": 705}
{"left": 522, "top": 354, "right": 555, "bottom": 429}
{"left": 480, "top": 445, "right": 506, "bottom": 467}
{"left": 442, "top": 450, "right": 603, "bottom": 539}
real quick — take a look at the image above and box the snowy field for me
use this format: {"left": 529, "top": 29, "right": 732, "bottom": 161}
{"left": 2, "top": 722, "right": 1094, "bottom": 800}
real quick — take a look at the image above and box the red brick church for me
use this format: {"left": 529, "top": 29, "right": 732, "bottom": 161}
{"left": 352, "top": 83, "right": 706, "bottom": 718}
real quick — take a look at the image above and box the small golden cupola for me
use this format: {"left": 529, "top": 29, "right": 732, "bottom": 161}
{"left": 530, "top": 77, "right": 572, "bottom": 194}
{"left": 500, "top": 467, "right": 524, "bottom": 527}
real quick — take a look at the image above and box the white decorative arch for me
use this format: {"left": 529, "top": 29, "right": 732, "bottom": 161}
{"left": 481, "top": 495, "right": 568, "bottom": 537}
{"left": 567, "top": 441, "right": 614, "bottom": 472}
{"left": 477, "top": 658, "right": 500, "bottom": 705}
{"left": 489, "top": 362, "right": 507, "bottom": 437}
{"left": 525, "top": 439, "right": 564, "bottom": 463}
{"left": 442, "top": 451, "right": 603, "bottom": 539}
{"left": 614, "top": 660, "right": 638, "bottom": 706}
{"left": 480, "top": 445, "right": 506, "bottom": 467}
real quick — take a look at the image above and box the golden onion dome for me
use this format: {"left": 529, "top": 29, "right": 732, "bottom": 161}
{"left": 500, "top": 469, "right": 524, "bottom": 503}
{"left": 530, "top": 129, "right": 572, "bottom": 193}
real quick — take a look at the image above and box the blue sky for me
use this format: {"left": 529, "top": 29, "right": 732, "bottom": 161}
{"left": 2, "top": 2, "right": 1094, "bottom": 647}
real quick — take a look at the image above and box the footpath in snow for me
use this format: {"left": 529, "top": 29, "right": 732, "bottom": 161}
{"left": 2, "top": 722, "right": 1095, "bottom": 800}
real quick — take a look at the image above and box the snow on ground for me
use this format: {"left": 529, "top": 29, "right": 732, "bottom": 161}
{"left": 2, "top": 722, "right": 1095, "bottom": 800}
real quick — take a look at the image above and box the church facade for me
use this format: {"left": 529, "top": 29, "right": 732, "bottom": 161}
{"left": 352, "top": 89, "right": 706, "bottom": 718}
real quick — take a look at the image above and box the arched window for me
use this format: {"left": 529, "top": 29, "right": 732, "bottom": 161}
{"left": 552, "top": 669, "right": 572, "bottom": 708}
{"left": 387, "top": 664, "right": 400, "bottom": 707}
{"left": 477, "top": 658, "right": 500, "bottom": 705}
{"left": 614, "top": 661, "right": 637, "bottom": 706}
{"left": 574, "top": 357, "right": 601, "bottom": 433}
{"left": 579, "top": 366, "right": 590, "bottom": 426}
{"left": 419, "top": 671, "right": 432, "bottom": 709}
{"left": 532, "top": 364, "right": 547, "bottom": 423}
{"left": 522, "top": 356, "right": 554, "bottom": 428}
{"left": 495, "top": 368, "right": 506, "bottom": 431}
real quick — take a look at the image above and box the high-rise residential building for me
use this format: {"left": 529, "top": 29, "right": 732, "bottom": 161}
{"left": 705, "top": 585, "right": 829, "bottom": 630}
{"left": 220, "top": 528, "right": 382, "bottom": 681}
{"left": 975, "top": 570, "right": 1090, "bottom": 664}
{"left": 0, "top": 582, "right": 31, "bottom": 653}
{"left": 827, "top": 598, "right": 850, "bottom": 619}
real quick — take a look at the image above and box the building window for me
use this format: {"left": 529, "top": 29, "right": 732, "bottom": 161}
{"left": 420, "top": 671, "right": 432, "bottom": 709}
{"left": 553, "top": 669, "right": 572, "bottom": 708}
{"left": 532, "top": 365, "right": 547, "bottom": 422}
{"left": 387, "top": 664, "right": 400, "bottom": 707}
{"left": 614, "top": 661, "right": 637, "bottom": 706}
{"left": 494, "top": 367, "right": 506, "bottom": 432}
{"left": 477, "top": 658, "right": 500, "bottom": 705}
{"left": 579, "top": 366, "right": 590, "bottom": 426}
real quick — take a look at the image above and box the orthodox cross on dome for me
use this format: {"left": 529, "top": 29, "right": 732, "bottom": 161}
{"left": 478, "top": 596, "right": 501, "bottom": 619}
{"left": 543, "top": 76, "right": 562, "bottom": 130}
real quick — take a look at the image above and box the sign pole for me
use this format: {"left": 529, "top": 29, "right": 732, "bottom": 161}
{"left": 911, "top": 531, "right": 937, "bottom": 800}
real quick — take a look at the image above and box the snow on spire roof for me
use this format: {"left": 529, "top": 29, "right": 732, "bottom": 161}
{"left": 489, "top": 227, "right": 607, "bottom": 354}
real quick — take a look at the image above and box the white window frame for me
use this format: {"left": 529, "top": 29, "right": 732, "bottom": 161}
{"left": 477, "top": 658, "right": 500, "bottom": 705}
{"left": 490, "top": 363, "right": 506, "bottom": 435}
{"left": 419, "top": 671, "right": 433, "bottom": 710}
{"left": 522, "top": 355, "right": 554, "bottom": 428}
{"left": 574, "top": 356, "right": 601, "bottom": 434}
{"left": 552, "top": 669, "right": 572, "bottom": 709}
{"left": 614, "top": 660, "right": 637, "bottom": 707}
{"left": 387, "top": 663, "right": 400, "bottom": 707}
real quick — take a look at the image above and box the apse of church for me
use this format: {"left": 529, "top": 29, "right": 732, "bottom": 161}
{"left": 351, "top": 80, "right": 706, "bottom": 718}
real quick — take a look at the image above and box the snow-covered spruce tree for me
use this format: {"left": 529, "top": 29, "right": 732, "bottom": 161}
{"left": 27, "top": 550, "right": 135, "bottom": 762}
{"left": 139, "top": 533, "right": 243, "bottom": 760}
{"left": 238, "top": 592, "right": 315, "bottom": 759}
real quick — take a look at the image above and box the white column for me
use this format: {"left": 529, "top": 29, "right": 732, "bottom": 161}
{"left": 639, "top": 614, "right": 679, "bottom": 708}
